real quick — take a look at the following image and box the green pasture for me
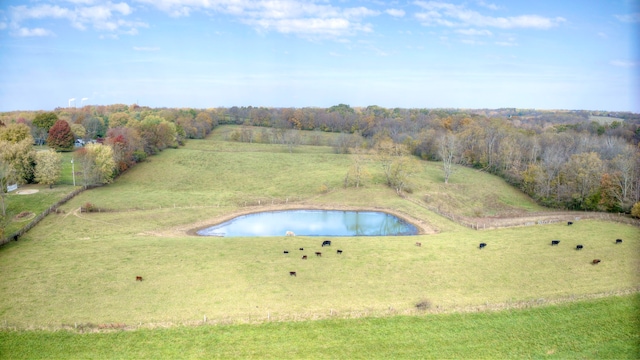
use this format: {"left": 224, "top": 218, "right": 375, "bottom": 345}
{"left": 0, "top": 126, "right": 638, "bottom": 358}
{"left": 2, "top": 294, "right": 638, "bottom": 359}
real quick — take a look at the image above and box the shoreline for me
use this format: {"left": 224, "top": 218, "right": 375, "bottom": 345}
{"left": 182, "top": 204, "right": 437, "bottom": 237}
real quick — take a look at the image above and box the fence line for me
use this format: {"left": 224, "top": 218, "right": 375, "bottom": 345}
{"left": 408, "top": 197, "right": 640, "bottom": 230}
{"left": 0, "top": 186, "right": 99, "bottom": 247}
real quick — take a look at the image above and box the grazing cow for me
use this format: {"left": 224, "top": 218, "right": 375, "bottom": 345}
{"left": 479, "top": 243, "right": 487, "bottom": 249}
{"left": 415, "top": 242, "right": 422, "bottom": 247}
{"left": 616, "top": 239, "right": 623, "bottom": 244}
{"left": 299, "top": 247, "right": 304, "bottom": 251}
{"left": 302, "top": 255, "right": 307, "bottom": 260}
{"left": 322, "top": 240, "right": 332, "bottom": 247}
{"left": 337, "top": 250, "right": 343, "bottom": 254}
{"left": 285, "top": 231, "right": 295, "bottom": 236}
{"left": 283, "top": 250, "right": 289, "bottom": 254}
{"left": 135, "top": 276, "right": 143, "bottom": 281}
{"left": 592, "top": 259, "right": 601, "bottom": 265}
{"left": 567, "top": 221, "right": 573, "bottom": 226}
{"left": 551, "top": 240, "right": 560, "bottom": 246}
{"left": 315, "top": 252, "right": 322, "bottom": 257}
{"left": 289, "top": 271, "right": 297, "bottom": 277}
{"left": 576, "top": 245, "right": 583, "bottom": 250}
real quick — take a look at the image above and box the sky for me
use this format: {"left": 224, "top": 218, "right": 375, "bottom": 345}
{"left": 0, "top": 0, "right": 638, "bottom": 112}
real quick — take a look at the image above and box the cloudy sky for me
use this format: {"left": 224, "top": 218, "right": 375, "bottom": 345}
{"left": 0, "top": 0, "right": 638, "bottom": 112}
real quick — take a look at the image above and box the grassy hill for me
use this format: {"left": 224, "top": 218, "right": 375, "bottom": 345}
{"left": 0, "top": 126, "right": 638, "bottom": 358}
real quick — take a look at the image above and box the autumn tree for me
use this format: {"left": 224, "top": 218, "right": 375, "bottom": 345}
{"left": 0, "top": 123, "right": 33, "bottom": 143}
{"left": 344, "top": 148, "right": 370, "bottom": 188}
{"left": 105, "top": 127, "right": 144, "bottom": 172}
{"left": 83, "top": 116, "right": 106, "bottom": 140}
{"left": 561, "top": 152, "right": 603, "bottom": 209}
{"left": 33, "top": 112, "right": 58, "bottom": 132}
{"left": 47, "top": 120, "right": 75, "bottom": 151}
{"left": 631, "top": 202, "right": 640, "bottom": 218}
{"left": 134, "top": 115, "right": 177, "bottom": 155}
{"left": 0, "top": 159, "right": 15, "bottom": 216}
{"left": 374, "top": 136, "right": 416, "bottom": 194}
{"left": 35, "top": 150, "right": 62, "bottom": 188}
{"left": 32, "top": 112, "right": 58, "bottom": 145}
{"left": 108, "top": 112, "right": 133, "bottom": 128}
{"left": 0, "top": 139, "right": 36, "bottom": 184}
{"left": 78, "top": 143, "right": 116, "bottom": 186}
{"left": 70, "top": 123, "right": 86, "bottom": 140}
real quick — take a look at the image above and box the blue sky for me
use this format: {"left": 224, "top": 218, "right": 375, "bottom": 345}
{"left": 0, "top": 0, "right": 638, "bottom": 112}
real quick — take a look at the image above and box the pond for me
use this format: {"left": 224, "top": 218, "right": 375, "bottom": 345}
{"left": 196, "top": 210, "right": 419, "bottom": 237}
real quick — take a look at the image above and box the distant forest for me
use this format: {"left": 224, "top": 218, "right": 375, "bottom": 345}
{"left": 1, "top": 104, "right": 639, "bottom": 214}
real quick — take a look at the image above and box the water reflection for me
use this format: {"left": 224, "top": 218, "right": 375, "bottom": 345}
{"left": 197, "top": 210, "right": 418, "bottom": 237}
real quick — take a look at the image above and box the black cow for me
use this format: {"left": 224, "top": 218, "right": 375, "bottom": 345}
{"left": 616, "top": 239, "right": 623, "bottom": 244}
{"left": 479, "top": 243, "right": 487, "bottom": 249}
{"left": 283, "top": 250, "right": 289, "bottom": 254}
{"left": 299, "top": 247, "right": 304, "bottom": 250}
{"left": 551, "top": 240, "right": 560, "bottom": 246}
{"left": 576, "top": 245, "right": 583, "bottom": 250}
{"left": 289, "top": 271, "right": 297, "bottom": 277}
{"left": 337, "top": 250, "right": 343, "bottom": 254}
{"left": 567, "top": 221, "right": 573, "bottom": 225}
{"left": 322, "top": 240, "right": 332, "bottom": 247}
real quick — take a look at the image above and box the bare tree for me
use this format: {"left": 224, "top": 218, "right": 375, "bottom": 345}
{"left": 438, "top": 132, "right": 458, "bottom": 184}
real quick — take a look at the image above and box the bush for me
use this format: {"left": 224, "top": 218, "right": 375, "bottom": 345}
{"left": 415, "top": 299, "right": 432, "bottom": 311}
{"left": 631, "top": 202, "right": 640, "bottom": 219}
{"left": 82, "top": 202, "right": 95, "bottom": 213}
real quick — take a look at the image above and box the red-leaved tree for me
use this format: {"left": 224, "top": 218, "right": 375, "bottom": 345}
{"left": 47, "top": 120, "right": 75, "bottom": 151}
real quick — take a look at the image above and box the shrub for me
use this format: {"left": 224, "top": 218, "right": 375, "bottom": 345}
{"left": 631, "top": 202, "right": 640, "bottom": 219}
{"left": 82, "top": 202, "right": 95, "bottom": 213}
{"left": 415, "top": 299, "right": 432, "bottom": 311}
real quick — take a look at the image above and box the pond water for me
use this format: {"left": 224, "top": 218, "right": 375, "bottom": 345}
{"left": 196, "top": 210, "right": 419, "bottom": 237}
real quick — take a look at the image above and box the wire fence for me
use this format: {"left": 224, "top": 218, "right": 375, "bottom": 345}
{"left": 0, "top": 186, "right": 99, "bottom": 247}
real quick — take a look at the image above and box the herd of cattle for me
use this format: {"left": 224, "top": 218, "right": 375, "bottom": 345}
{"left": 287, "top": 239, "right": 340, "bottom": 277}
{"left": 135, "top": 221, "right": 627, "bottom": 281}
{"left": 467, "top": 221, "right": 624, "bottom": 267}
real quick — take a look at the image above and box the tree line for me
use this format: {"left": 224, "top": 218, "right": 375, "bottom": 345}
{"left": 1, "top": 104, "right": 639, "bottom": 217}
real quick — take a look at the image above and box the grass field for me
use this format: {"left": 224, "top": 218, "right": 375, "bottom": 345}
{"left": 1, "top": 294, "right": 638, "bottom": 359}
{"left": 0, "top": 126, "right": 638, "bottom": 358}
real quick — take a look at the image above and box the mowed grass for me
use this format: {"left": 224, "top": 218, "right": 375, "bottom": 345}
{"left": 1, "top": 294, "right": 638, "bottom": 359}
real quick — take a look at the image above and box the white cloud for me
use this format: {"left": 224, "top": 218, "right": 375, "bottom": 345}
{"left": 135, "top": 0, "right": 380, "bottom": 38}
{"left": 614, "top": 13, "right": 640, "bottom": 23}
{"left": 610, "top": 60, "right": 640, "bottom": 67}
{"left": 8, "top": 2, "right": 145, "bottom": 36}
{"left": 386, "top": 9, "right": 405, "bottom": 17}
{"left": 476, "top": 1, "right": 499, "bottom": 11}
{"left": 0, "top": 22, "right": 7, "bottom": 30}
{"left": 495, "top": 41, "right": 517, "bottom": 46}
{"left": 413, "top": 1, "right": 565, "bottom": 29}
{"left": 133, "top": 46, "right": 160, "bottom": 51}
{"left": 597, "top": 32, "right": 607, "bottom": 39}
{"left": 15, "top": 27, "right": 54, "bottom": 37}
{"left": 456, "top": 28, "right": 492, "bottom": 36}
